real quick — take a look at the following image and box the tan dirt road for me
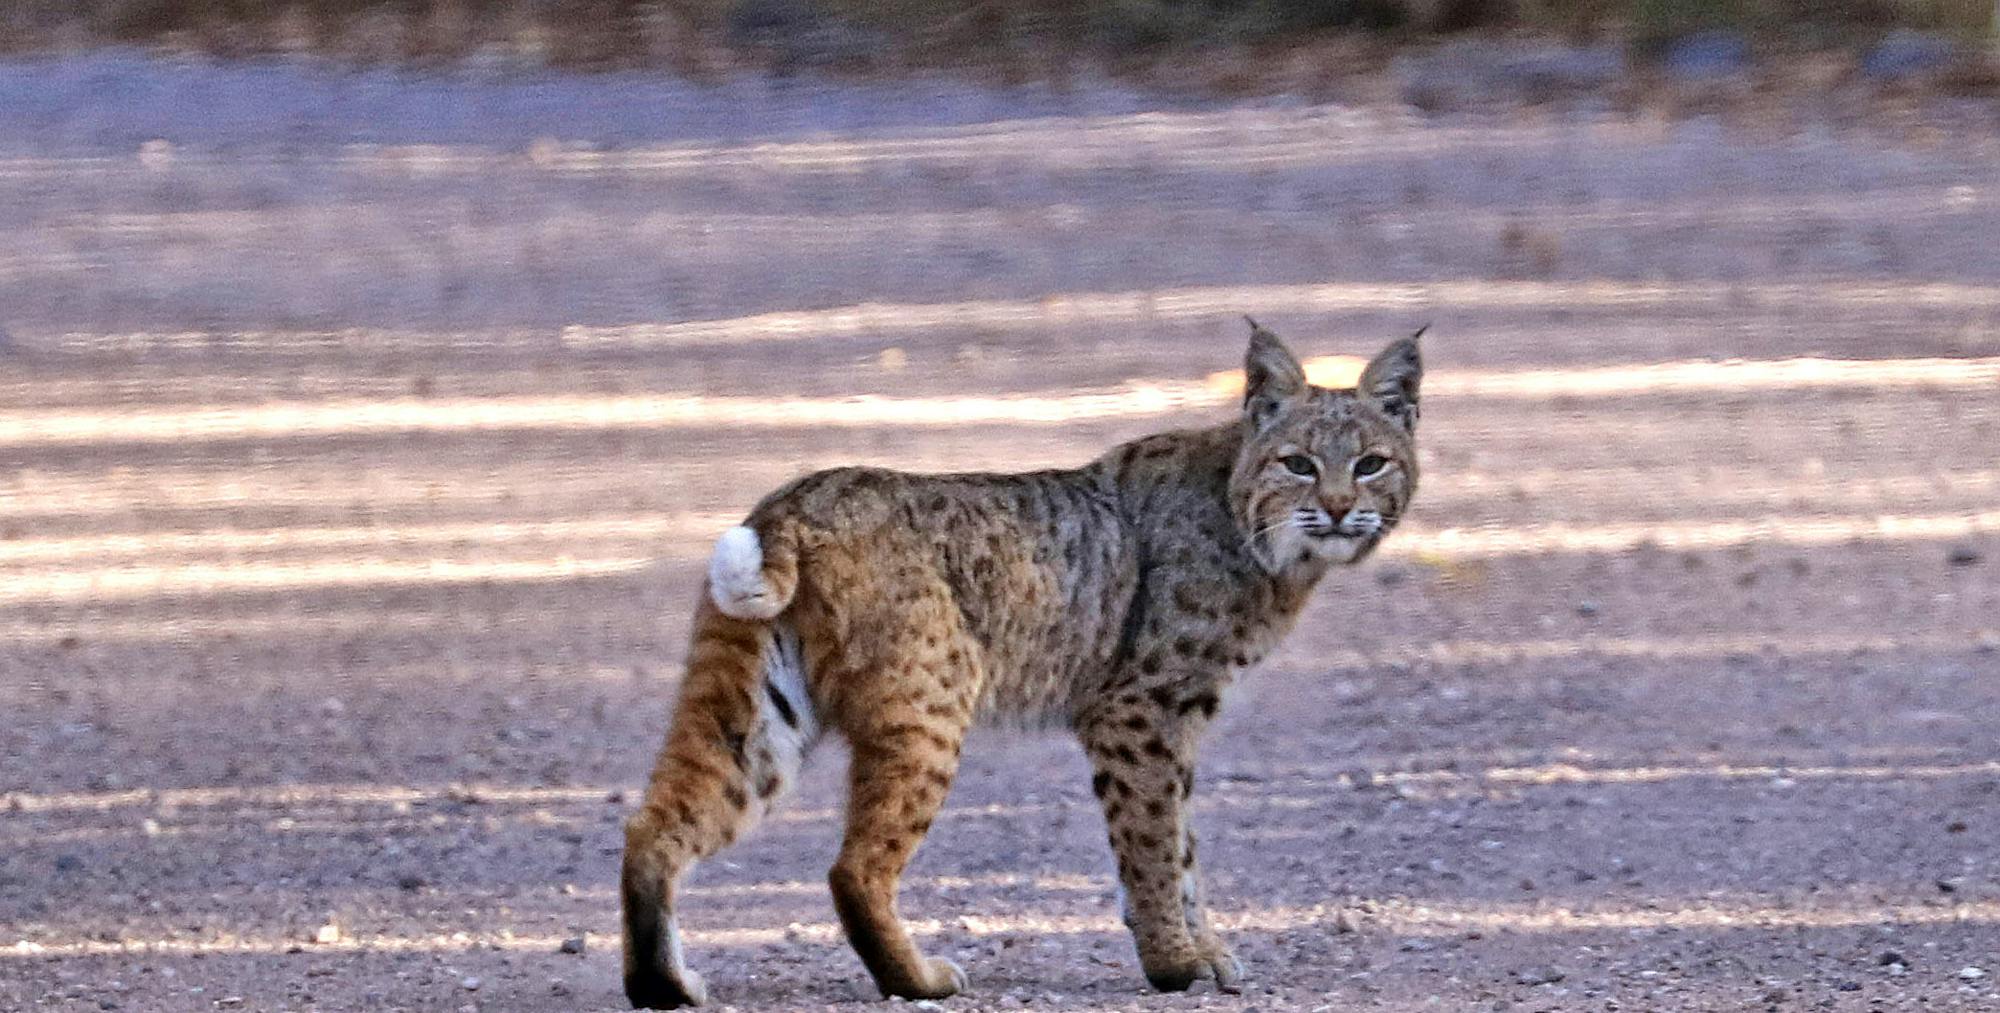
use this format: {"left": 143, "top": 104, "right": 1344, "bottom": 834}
{"left": 2, "top": 60, "right": 1998, "bottom": 1011}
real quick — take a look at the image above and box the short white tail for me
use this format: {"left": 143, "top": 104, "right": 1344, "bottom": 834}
{"left": 708, "top": 525, "right": 784, "bottom": 620}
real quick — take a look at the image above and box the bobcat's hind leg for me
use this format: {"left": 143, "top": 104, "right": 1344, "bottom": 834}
{"left": 623, "top": 613, "right": 819, "bottom": 1009}
{"left": 826, "top": 643, "right": 977, "bottom": 1000}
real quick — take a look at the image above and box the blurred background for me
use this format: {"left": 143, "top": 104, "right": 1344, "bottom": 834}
{"left": 2, "top": 4, "right": 1998, "bottom": 1011}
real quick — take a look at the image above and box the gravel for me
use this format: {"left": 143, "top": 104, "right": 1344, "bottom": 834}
{"left": 2, "top": 51, "right": 1998, "bottom": 1013}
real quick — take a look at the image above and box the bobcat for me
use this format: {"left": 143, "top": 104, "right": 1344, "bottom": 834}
{"left": 621, "top": 321, "right": 1422, "bottom": 1008}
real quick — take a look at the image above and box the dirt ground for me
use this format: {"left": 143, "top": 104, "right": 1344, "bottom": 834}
{"left": 2, "top": 55, "right": 1999, "bottom": 1012}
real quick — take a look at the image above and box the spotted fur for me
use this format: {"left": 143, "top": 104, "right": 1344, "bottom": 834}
{"left": 621, "top": 322, "right": 1422, "bottom": 1007}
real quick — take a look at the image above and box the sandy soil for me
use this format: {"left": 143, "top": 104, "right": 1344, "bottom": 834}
{"left": 2, "top": 56, "right": 1998, "bottom": 1012}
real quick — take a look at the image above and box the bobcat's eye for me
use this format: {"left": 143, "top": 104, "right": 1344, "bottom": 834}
{"left": 1353, "top": 454, "right": 1389, "bottom": 479}
{"left": 1280, "top": 455, "right": 1317, "bottom": 477}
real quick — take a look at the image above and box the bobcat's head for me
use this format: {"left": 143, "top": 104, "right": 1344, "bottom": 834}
{"left": 1228, "top": 320, "right": 1423, "bottom": 573}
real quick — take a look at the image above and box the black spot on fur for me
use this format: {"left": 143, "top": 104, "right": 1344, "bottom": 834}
{"left": 765, "top": 681, "right": 799, "bottom": 728}
{"left": 1171, "top": 585, "right": 1209, "bottom": 616}
{"left": 1091, "top": 771, "right": 1112, "bottom": 798}
{"left": 1177, "top": 693, "right": 1220, "bottom": 720}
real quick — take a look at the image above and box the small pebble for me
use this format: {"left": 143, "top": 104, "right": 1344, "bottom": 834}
{"left": 1959, "top": 967, "right": 1988, "bottom": 981}
{"left": 312, "top": 923, "right": 341, "bottom": 945}
{"left": 461, "top": 975, "right": 482, "bottom": 991}
{"left": 1516, "top": 966, "right": 1564, "bottom": 985}
{"left": 558, "top": 936, "right": 586, "bottom": 955}
{"left": 1947, "top": 545, "right": 1981, "bottom": 566}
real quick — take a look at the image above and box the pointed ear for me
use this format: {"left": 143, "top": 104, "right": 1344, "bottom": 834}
{"left": 1358, "top": 326, "right": 1424, "bottom": 433}
{"left": 1242, "top": 316, "right": 1307, "bottom": 431}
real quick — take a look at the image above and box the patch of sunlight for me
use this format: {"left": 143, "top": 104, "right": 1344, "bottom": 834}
{"left": 1305, "top": 628, "right": 2000, "bottom": 672}
{"left": 0, "top": 514, "right": 726, "bottom": 566}
{"left": 10, "top": 898, "right": 1996, "bottom": 959}
{"left": 1381, "top": 759, "right": 2000, "bottom": 789}
{"left": 32, "top": 278, "right": 2000, "bottom": 355}
{"left": 5, "top": 353, "right": 1996, "bottom": 449}
{"left": 3, "top": 783, "right": 613, "bottom": 816}
{"left": 1410, "top": 508, "right": 2000, "bottom": 557}
{"left": 0, "top": 508, "right": 1991, "bottom": 605}
{"left": 0, "top": 556, "right": 652, "bottom": 605}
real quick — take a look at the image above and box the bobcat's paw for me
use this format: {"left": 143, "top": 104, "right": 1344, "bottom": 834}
{"left": 882, "top": 957, "right": 967, "bottom": 1000}
{"left": 1143, "top": 948, "right": 1243, "bottom": 994}
{"left": 927, "top": 957, "right": 971, "bottom": 997}
{"left": 625, "top": 964, "right": 707, "bottom": 1009}
{"left": 1202, "top": 946, "right": 1245, "bottom": 994}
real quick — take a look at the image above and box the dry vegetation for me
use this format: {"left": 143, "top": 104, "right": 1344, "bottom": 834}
{"left": 0, "top": 0, "right": 1992, "bottom": 76}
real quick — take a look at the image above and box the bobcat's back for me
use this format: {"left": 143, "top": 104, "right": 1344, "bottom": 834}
{"left": 740, "top": 462, "right": 1143, "bottom": 726}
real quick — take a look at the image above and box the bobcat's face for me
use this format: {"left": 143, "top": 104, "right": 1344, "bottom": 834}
{"left": 1229, "top": 324, "right": 1423, "bottom": 574}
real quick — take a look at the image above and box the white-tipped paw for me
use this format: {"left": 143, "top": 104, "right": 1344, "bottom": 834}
{"left": 1206, "top": 949, "right": 1245, "bottom": 994}
{"left": 928, "top": 957, "right": 969, "bottom": 996}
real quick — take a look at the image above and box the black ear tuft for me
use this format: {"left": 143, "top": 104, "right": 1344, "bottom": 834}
{"left": 1358, "top": 330, "right": 1423, "bottom": 434}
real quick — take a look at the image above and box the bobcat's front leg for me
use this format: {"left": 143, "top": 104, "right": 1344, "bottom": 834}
{"left": 1080, "top": 690, "right": 1241, "bottom": 993}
